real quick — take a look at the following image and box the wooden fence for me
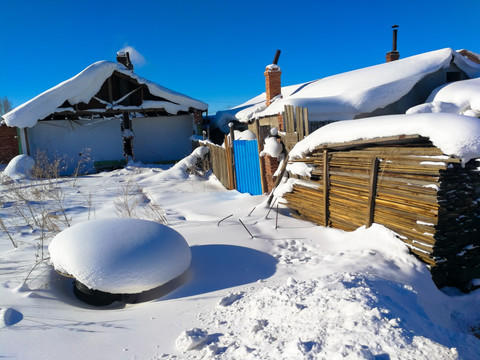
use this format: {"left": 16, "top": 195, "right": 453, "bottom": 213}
{"left": 205, "top": 135, "right": 234, "bottom": 190}
{"left": 282, "top": 105, "right": 309, "bottom": 152}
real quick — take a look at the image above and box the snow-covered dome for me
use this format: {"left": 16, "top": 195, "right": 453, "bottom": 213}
{"left": 49, "top": 218, "right": 191, "bottom": 294}
{"left": 2, "top": 155, "right": 35, "bottom": 180}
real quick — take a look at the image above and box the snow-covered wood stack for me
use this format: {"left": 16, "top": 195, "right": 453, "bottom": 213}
{"left": 281, "top": 114, "right": 480, "bottom": 291}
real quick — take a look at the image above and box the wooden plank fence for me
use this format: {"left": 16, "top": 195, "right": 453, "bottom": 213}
{"left": 205, "top": 135, "right": 234, "bottom": 190}
{"left": 282, "top": 105, "right": 309, "bottom": 151}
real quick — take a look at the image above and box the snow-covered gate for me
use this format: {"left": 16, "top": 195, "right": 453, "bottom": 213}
{"left": 233, "top": 139, "right": 262, "bottom": 195}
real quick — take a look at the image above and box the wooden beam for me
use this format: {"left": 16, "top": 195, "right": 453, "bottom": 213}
{"left": 108, "top": 77, "right": 113, "bottom": 104}
{"left": 323, "top": 149, "right": 330, "bottom": 227}
{"left": 314, "top": 135, "right": 430, "bottom": 152}
{"left": 366, "top": 157, "right": 380, "bottom": 227}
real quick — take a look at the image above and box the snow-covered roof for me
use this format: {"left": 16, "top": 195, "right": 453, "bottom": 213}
{"left": 215, "top": 48, "right": 480, "bottom": 129}
{"left": 289, "top": 113, "right": 480, "bottom": 165}
{"left": 2, "top": 61, "right": 208, "bottom": 128}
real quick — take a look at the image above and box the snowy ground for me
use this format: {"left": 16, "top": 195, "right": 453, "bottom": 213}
{"left": 1, "top": 161, "right": 480, "bottom": 359}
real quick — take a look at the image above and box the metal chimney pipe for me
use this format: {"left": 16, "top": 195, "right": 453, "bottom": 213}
{"left": 273, "top": 50, "right": 281, "bottom": 65}
{"left": 392, "top": 25, "right": 399, "bottom": 52}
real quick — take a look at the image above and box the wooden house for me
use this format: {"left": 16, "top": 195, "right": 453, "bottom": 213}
{"left": 280, "top": 114, "right": 480, "bottom": 291}
{"left": 1, "top": 52, "right": 208, "bottom": 174}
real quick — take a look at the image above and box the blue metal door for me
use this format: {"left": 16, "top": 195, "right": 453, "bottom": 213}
{"left": 233, "top": 140, "right": 262, "bottom": 195}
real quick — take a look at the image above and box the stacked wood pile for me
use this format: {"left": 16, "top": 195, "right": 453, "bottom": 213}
{"left": 283, "top": 135, "right": 480, "bottom": 291}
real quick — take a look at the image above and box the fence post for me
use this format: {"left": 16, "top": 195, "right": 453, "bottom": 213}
{"left": 323, "top": 149, "right": 330, "bottom": 227}
{"left": 366, "top": 157, "right": 380, "bottom": 228}
{"left": 255, "top": 120, "right": 267, "bottom": 193}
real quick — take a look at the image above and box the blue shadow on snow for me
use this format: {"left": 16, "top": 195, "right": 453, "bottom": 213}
{"left": 161, "top": 244, "right": 277, "bottom": 300}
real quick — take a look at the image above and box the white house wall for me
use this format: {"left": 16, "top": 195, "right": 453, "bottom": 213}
{"left": 131, "top": 115, "right": 193, "bottom": 163}
{"left": 27, "top": 118, "right": 123, "bottom": 173}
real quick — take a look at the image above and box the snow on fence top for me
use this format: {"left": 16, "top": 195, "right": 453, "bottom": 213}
{"left": 289, "top": 113, "right": 480, "bottom": 165}
{"left": 2, "top": 61, "right": 208, "bottom": 129}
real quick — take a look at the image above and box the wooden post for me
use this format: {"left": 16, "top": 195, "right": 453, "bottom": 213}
{"left": 23, "top": 128, "right": 31, "bottom": 156}
{"left": 323, "top": 149, "right": 330, "bottom": 227}
{"left": 366, "top": 157, "right": 380, "bottom": 228}
{"left": 255, "top": 120, "right": 267, "bottom": 193}
{"left": 108, "top": 77, "right": 113, "bottom": 104}
{"left": 228, "top": 125, "right": 236, "bottom": 189}
{"left": 289, "top": 105, "right": 295, "bottom": 132}
{"left": 296, "top": 106, "right": 304, "bottom": 140}
{"left": 303, "top": 107, "right": 309, "bottom": 137}
{"left": 225, "top": 134, "right": 235, "bottom": 190}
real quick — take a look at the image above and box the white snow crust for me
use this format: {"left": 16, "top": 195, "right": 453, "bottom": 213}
{"left": 2, "top": 61, "right": 207, "bottom": 128}
{"left": 2, "top": 155, "right": 35, "bottom": 180}
{"left": 49, "top": 218, "right": 191, "bottom": 294}
{"left": 289, "top": 113, "right": 480, "bottom": 164}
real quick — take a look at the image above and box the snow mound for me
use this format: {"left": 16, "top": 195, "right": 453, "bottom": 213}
{"left": 236, "top": 129, "right": 257, "bottom": 140}
{"left": 176, "top": 328, "right": 209, "bottom": 351}
{"left": 289, "top": 113, "right": 480, "bottom": 164}
{"left": 260, "top": 137, "right": 283, "bottom": 158}
{"left": 49, "top": 218, "right": 191, "bottom": 294}
{"left": 158, "top": 146, "right": 209, "bottom": 180}
{"left": 407, "top": 77, "right": 480, "bottom": 117}
{"left": 180, "top": 273, "right": 477, "bottom": 359}
{"left": 2, "top": 155, "right": 35, "bottom": 180}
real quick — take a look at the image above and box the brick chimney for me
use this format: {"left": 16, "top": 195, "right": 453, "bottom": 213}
{"left": 265, "top": 50, "right": 282, "bottom": 106}
{"left": 386, "top": 25, "right": 400, "bottom": 62}
{"left": 116, "top": 51, "right": 134, "bottom": 71}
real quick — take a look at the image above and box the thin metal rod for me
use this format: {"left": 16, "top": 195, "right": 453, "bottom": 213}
{"left": 239, "top": 219, "right": 254, "bottom": 239}
{"left": 275, "top": 204, "right": 279, "bottom": 229}
{"left": 248, "top": 207, "right": 256, "bottom": 217}
{"left": 265, "top": 197, "right": 277, "bottom": 219}
{"left": 217, "top": 214, "right": 233, "bottom": 226}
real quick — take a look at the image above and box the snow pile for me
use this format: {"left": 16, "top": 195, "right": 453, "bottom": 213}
{"left": 176, "top": 328, "right": 209, "bottom": 351}
{"left": 157, "top": 146, "right": 209, "bottom": 180}
{"left": 235, "top": 129, "right": 257, "bottom": 140}
{"left": 2, "top": 155, "right": 35, "bottom": 180}
{"left": 172, "top": 224, "right": 480, "bottom": 359}
{"left": 260, "top": 137, "right": 283, "bottom": 158}
{"left": 290, "top": 113, "right": 480, "bottom": 164}
{"left": 407, "top": 101, "right": 460, "bottom": 115}
{"left": 49, "top": 218, "right": 191, "bottom": 294}
{"left": 407, "top": 77, "right": 480, "bottom": 117}
{"left": 176, "top": 274, "right": 474, "bottom": 359}
{"left": 2, "top": 60, "right": 207, "bottom": 128}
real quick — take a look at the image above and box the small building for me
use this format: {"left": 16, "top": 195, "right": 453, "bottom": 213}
{"left": 214, "top": 48, "right": 480, "bottom": 136}
{"left": 1, "top": 52, "right": 208, "bottom": 173}
{"left": 280, "top": 113, "right": 480, "bottom": 291}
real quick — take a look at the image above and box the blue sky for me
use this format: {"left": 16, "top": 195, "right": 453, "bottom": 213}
{"left": 1, "top": 0, "right": 479, "bottom": 114}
